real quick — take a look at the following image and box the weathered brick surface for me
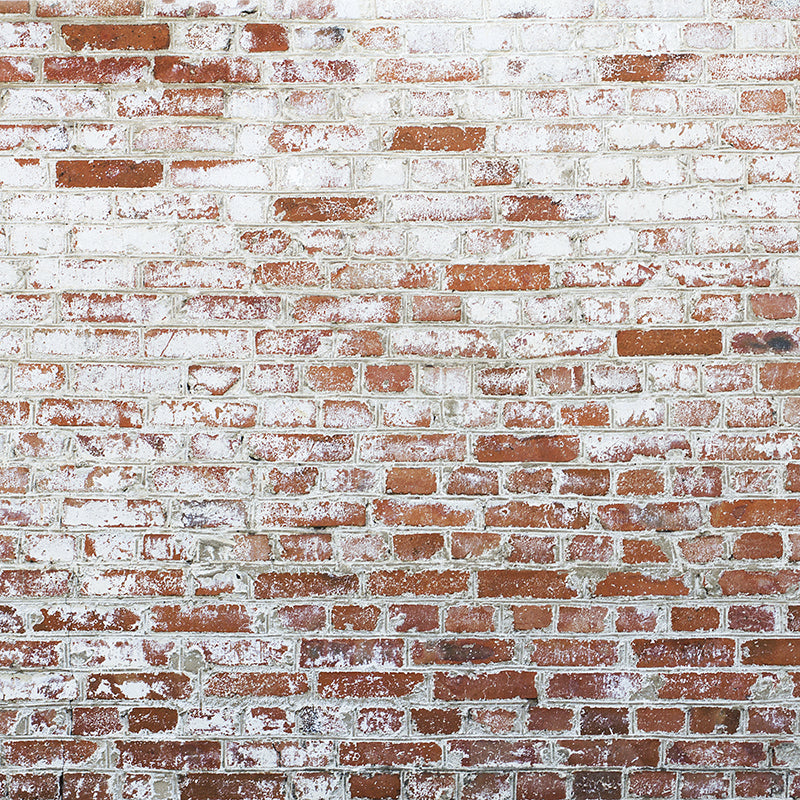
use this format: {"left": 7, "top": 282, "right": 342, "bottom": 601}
{"left": 1, "top": 1, "right": 800, "bottom": 797}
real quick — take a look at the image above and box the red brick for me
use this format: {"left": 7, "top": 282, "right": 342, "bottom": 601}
{"left": 434, "top": 670, "right": 538, "bottom": 701}
{"left": 365, "top": 365, "right": 413, "bottom": 393}
{"left": 666, "top": 741, "right": 764, "bottom": 768}
{"left": 178, "top": 774, "right": 284, "bottom": 800}
{"left": 445, "top": 264, "right": 549, "bottom": 291}
{"left": 389, "top": 126, "right": 486, "bottom": 151}
{"left": 331, "top": 605, "right": 380, "bottom": 631}
{"left": 751, "top": 292, "right": 797, "bottom": 319}
{"left": 87, "top": 672, "right": 190, "bottom": 700}
{"left": 61, "top": 23, "right": 169, "bottom": 50}
{"left": 376, "top": 58, "right": 480, "bottom": 82}
{"left": 274, "top": 196, "right": 377, "bottom": 222}
{"left": 478, "top": 569, "right": 576, "bottom": 599}
{"left": 732, "top": 329, "right": 800, "bottom": 354}
{"left": 45, "top": 55, "right": 148, "bottom": 83}
{"left": 116, "top": 741, "right": 221, "bottom": 771}
{"left": 711, "top": 499, "right": 800, "bottom": 527}
{"left": 632, "top": 638, "right": 735, "bottom": 668}
{"left": 617, "top": 328, "right": 722, "bottom": 356}
{"left": 240, "top": 23, "right": 289, "bottom": 52}
{"left": 501, "top": 194, "right": 599, "bottom": 222}
{"left": 0, "top": 56, "right": 35, "bottom": 81}
{"left": 529, "top": 640, "right": 617, "bottom": 667}
{"left": 475, "top": 434, "right": 579, "bottom": 462}
{"left": 117, "top": 87, "right": 224, "bottom": 117}
{"left": 447, "top": 466, "right": 499, "bottom": 496}
{"left": 486, "top": 501, "right": 589, "bottom": 529}
{"left": 599, "top": 54, "right": 701, "bottom": 81}
{"left": 56, "top": 159, "right": 162, "bottom": 187}
{"left": 411, "top": 707, "right": 461, "bottom": 735}
{"left": 128, "top": 707, "right": 178, "bottom": 733}
{"left": 154, "top": 56, "right": 258, "bottom": 83}
{"left": 150, "top": 604, "right": 253, "bottom": 633}
{"left": 349, "top": 774, "right": 400, "bottom": 800}
{"left": 319, "top": 672, "right": 424, "bottom": 698}
{"left": 412, "top": 295, "right": 461, "bottom": 322}
{"left": 205, "top": 672, "right": 308, "bottom": 697}
{"left": 595, "top": 572, "right": 689, "bottom": 597}
{"left": 254, "top": 572, "right": 358, "bottom": 599}
{"left": 272, "top": 59, "right": 360, "bottom": 82}
{"left": 369, "top": 569, "right": 468, "bottom": 596}
{"left": 469, "top": 158, "right": 519, "bottom": 186}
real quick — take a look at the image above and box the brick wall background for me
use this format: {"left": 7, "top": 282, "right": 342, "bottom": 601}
{"left": 2, "top": 0, "right": 800, "bottom": 798}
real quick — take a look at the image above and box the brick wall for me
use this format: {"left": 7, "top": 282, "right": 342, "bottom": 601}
{"left": 1, "top": 0, "right": 800, "bottom": 798}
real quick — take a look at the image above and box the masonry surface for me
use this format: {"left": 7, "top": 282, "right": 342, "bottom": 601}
{"left": 1, "top": 0, "right": 800, "bottom": 798}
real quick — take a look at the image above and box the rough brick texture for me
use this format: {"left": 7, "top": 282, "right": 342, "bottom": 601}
{"left": 1, "top": 1, "right": 800, "bottom": 798}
